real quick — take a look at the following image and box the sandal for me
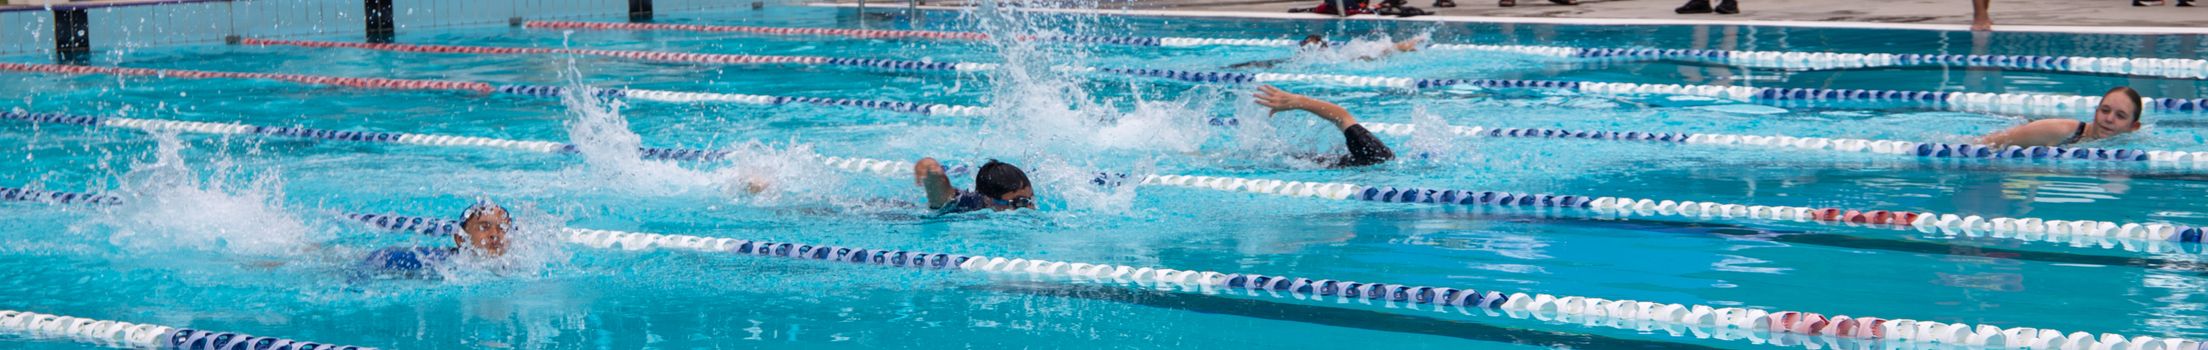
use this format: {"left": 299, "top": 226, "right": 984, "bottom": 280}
{"left": 1435, "top": 0, "right": 1457, "bottom": 7}
{"left": 1547, "top": 0, "right": 1575, "bottom": 4}
{"left": 1499, "top": 0, "right": 1515, "bottom": 6}
{"left": 1396, "top": 6, "right": 1434, "bottom": 16}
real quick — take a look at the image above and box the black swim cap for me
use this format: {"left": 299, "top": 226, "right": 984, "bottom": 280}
{"left": 974, "top": 159, "right": 1031, "bottom": 199}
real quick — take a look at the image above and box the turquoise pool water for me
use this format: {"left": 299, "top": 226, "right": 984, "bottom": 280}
{"left": 3, "top": 4, "right": 2207, "bottom": 349}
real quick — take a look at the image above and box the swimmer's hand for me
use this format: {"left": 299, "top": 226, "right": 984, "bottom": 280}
{"left": 914, "top": 157, "right": 958, "bottom": 210}
{"left": 1255, "top": 85, "right": 1359, "bottom": 130}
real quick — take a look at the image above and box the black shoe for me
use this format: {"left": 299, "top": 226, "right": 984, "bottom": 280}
{"left": 1675, "top": 0, "right": 1713, "bottom": 14}
{"left": 1434, "top": 0, "right": 1457, "bottom": 8}
{"left": 2180, "top": 0, "right": 2196, "bottom": 7}
{"left": 1714, "top": 0, "right": 1739, "bottom": 14}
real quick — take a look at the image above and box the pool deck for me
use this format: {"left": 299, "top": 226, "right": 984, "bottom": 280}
{"left": 829, "top": 0, "right": 2208, "bottom": 34}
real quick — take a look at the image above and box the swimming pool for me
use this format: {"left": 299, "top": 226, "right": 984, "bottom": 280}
{"left": 3, "top": 2, "right": 2207, "bottom": 349}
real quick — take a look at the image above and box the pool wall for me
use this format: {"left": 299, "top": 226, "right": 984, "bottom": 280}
{"left": 0, "top": 0, "right": 755, "bottom": 58}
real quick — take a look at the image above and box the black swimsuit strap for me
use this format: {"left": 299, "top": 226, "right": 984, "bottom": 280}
{"left": 2061, "top": 120, "right": 2088, "bottom": 145}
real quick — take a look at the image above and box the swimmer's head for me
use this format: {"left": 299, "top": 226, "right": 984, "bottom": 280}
{"left": 458, "top": 200, "right": 510, "bottom": 257}
{"left": 974, "top": 160, "right": 1034, "bottom": 211}
{"left": 2093, "top": 86, "right": 2144, "bottom": 137}
{"left": 1300, "top": 34, "right": 1327, "bottom": 48}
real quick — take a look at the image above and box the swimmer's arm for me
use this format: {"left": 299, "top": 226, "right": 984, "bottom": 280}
{"left": 1392, "top": 37, "right": 1423, "bottom": 53}
{"left": 1365, "top": 37, "right": 1426, "bottom": 61}
{"left": 1978, "top": 119, "right": 2078, "bottom": 147}
{"left": 914, "top": 157, "right": 959, "bottom": 210}
{"left": 1255, "top": 85, "right": 1359, "bottom": 130}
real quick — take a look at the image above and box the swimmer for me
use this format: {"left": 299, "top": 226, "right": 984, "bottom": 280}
{"left": 358, "top": 200, "right": 510, "bottom": 278}
{"left": 1253, "top": 85, "right": 1396, "bottom": 168}
{"left": 1227, "top": 35, "right": 1425, "bottom": 69}
{"left": 914, "top": 158, "right": 1035, "bottom": 214}
{"left": 1978, "top": 87, "right": 2143, "bottom": 148}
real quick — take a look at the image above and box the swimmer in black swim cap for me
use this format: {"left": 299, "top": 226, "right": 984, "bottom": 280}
{"left": 913, "top": 158, "right": 1035, "bottom": 214}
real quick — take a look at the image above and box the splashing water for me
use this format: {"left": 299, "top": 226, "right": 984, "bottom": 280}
{"left": 1281, "top": 33, "right": 1434, "bottom": 69}
{"left": 92, "top": 132, "right": 320, "bottom": 257}
{"left": 556, "top": 77, "right": 849, "bottom": 204}
{"left": 1404, "top": 105, "right": 1474, "bottom": 164}
{"left": 431, "top": 203, "right": 571, "bottom": 283}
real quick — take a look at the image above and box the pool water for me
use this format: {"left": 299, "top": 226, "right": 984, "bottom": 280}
{"left": 4, "top": 3, "right": 2207, "bottom": 349}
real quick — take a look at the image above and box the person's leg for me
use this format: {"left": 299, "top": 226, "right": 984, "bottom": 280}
{"left": 1676, "top": 0, "right": 1713, "bottom": 14}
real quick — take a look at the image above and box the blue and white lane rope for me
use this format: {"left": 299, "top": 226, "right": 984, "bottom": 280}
{"left": 220, "top": 39, "right": 2208, "bottom": 116}
{"left": 1099, "top": 68, "right": 2207, "bottom": 116}
{"left": 0, "top": 111, "right": 970, "bottom": 178}
{"left": 11, "top": 186, "right": 2192, "bottom": 350}
{"left": 1354, "top": 122, "right": 2204, "bottom": 166}
{"left": 0, "top": 61, "right": 987, "bottom": 118}
{"left": 493, "top": 85, "right": 992, "bottom": 117}
{"left": 521, "top": 21, "right": 2208, "bottom": 80}
{"left": 0, "top": 310, "right": 374, "bottom": 350}
{"left": 11, "top": 112, "right": 2201, "bottom": 255}
{"left": 1425, "top": 44, "right": 2208, "bottom": 79}
{"left": 350, "top": 209, "right": 2193, "bottom": 349}
{"left": 210, "top": 38, "right": 2208, "bottom": 115}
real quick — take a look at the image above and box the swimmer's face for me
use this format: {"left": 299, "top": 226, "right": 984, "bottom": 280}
{"left": 2093, "top": 90, "right": 2142, "bottom": 136}
{"left": 458, "top": 206, "right": 510, "bottom": 257}
{"left": 987, "top": 187, "right": 1036, "bottom": 211}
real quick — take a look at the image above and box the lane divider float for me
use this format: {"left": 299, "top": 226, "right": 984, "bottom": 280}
{"left": 521, "top": 20, "right": 2208, "bottom": 79}
{"left": 0, "top": 63, "right": 989, "bottom": 117}
{"left": 8, "top": 186, "right": 2190, "bottom": 350}
{"left": 8, "top": 111, "right": 2197, "bottom": 256}
{"left": 1355, "top": 122, "right": 2205, "bottom": 166}
{"left": 223, "top": 39, "right": 2206, "bottom": 116}
{"left": 0, "top": 309, "right": 374, "bottom": 350}
{"left": 235, "top": 38, "right": 997, "bottom": 72}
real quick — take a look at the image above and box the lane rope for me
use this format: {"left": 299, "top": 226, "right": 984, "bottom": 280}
{"left": 9, "top": 111, "right": 2199, "bottom": 255}
{"left": 0, "top": 63, "right": 990, "bottom": 117}
{"left": 9, "top": 61, "right": 2191, "bottom": 169}
{"left": 1353, "top": 122, "right": 2204, "bottom": 166}
{"left": 6, "top": 58, "right": 2179, "bottom": 168}
{"left": 521, "top": 20, "right": 2208, "bottom": 79}
{"left": 213, "top": 39, "right": 2208, "bottom": 116}
{"left": 4, "top": 186, "right": 2195, "bottom": 350}
{"left": 0, "top": 309, "right": 374, "bottom": 350}
{"left": 235, "top": 38, "right": 998, "bottom": 72}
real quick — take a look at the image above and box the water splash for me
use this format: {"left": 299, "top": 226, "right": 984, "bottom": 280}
{"left": 432, "top": 203, "right": 571, "bottom": 283}
{"left": 92, "top": 132, "right": 321, "bottom": 257}
{"left": 1279, "top": 33, "right": 1433, "bottom": 69}
{"left": 554, "top": 70, "right": 847, "bottom": 204}
{"left": 1403, "top": 105, "right": 1474, "bottom": 164}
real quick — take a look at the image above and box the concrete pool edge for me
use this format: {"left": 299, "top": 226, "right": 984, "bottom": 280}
{"left": 808, "top": 3, "right": 2208, "bottom": 35}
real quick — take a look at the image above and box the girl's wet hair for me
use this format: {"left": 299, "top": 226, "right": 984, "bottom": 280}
{"left": 974, "top": 159, "right": 1031, "bottom": 199}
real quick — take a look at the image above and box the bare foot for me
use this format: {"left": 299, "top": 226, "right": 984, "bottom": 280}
{"left": 1970, "top": 17, "right": 1993, "bottom": 32}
